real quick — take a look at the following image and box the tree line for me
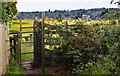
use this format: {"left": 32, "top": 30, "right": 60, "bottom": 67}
{"left": 16, "top": 8, "right": 119, "bottom": 20}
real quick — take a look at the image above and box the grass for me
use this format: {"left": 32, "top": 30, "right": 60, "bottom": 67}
{"left": 11, "top": 20, "right": 64, "bottom": 32}
{"left": 11, "top": 20, "right": 34, "bottom": 32}
{"left": 21, "top": 43, "right": 34, "bottom": 62}
{"left": 20, "top": 37, "right": 34, "bottom": 62}
{"left": 10, "top": 20, "right": 34, "bottom": 37}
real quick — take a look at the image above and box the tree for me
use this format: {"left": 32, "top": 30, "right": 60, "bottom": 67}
{"left": 48, "top": 9, "right": 51, "bottom": 12}
{"left": 110, "top": 0, "right": 120, "bottom": 6}
{"left": 1, "top": 0, "right": 18, "bottom": 25}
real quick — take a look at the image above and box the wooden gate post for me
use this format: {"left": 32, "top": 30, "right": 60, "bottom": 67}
{"left": 33, "top": 17, "right": 37, "bottom": 67}
{"left": 19, "top": 20, "right": 22, "bottom": 64}
{"left": 18, "top": 32, "right": 21, "bottom": 64}
{"left": 33, "top": 13, "right": 45, "bottom": 73}
{"left": 15, "top": 35, "right": 19, "bottom": 63}
{"left": 13, "top": 35, "right": 17, "bottom": 60}
{"left": 41, "top": 12, "right": 45, "bottom": 73}
{"left": 64, "top": 21, "right": 68, "bottom": 29}
{"left": 10, "top": 37, "right": 13, "bottom": 59}
{"left": 33, "top": 17, "right": 42, "bottom": 68}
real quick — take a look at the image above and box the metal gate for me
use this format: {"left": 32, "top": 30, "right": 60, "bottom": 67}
{"left": 18, "top": 20, "right": 34, "bottom": 69}
{"left": 10, "top": 19, "right": 41, "bottom": 69}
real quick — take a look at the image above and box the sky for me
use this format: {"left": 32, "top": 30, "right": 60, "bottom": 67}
{"left": 17, "top": 0, "right": 118, "bottom": 12}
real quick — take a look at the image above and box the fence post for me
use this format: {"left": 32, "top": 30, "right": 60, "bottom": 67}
{"left": 64, "top": 21, "right": 68, "bottom": 29}
{"left": 18, "top": 32, "right": 21, "bottom": 64}
{"left": 13, "top": 35, "right": 17, "bottom": 60}
{"left": 41, "top": 12, "right": 45, "bottom": 73}
{"left": 29, "top": 34, "right": 33, "bottom": 41}
{"left": 64, "top": 20, "right": 68, "bottom": 46}
{"left": 20, "top": 20, "right": 22, "bottom": 32}
{"left": 16, "top": 35, "right": 19, "bottom": 63}
{"left": 19, "top": 20, "right": 22, "bottom": 65}
{"left": 33, "top": 17, "right": 37, "bottom": 67}
{"left": 33, "top": 17, "right": 42, "bottom": 68}
{"left": 10, "top": 37, "right": 13, "bottom": 59}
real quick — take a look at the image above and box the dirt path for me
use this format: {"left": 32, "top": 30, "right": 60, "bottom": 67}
{"left": 22, "top": 61, "right": 58, "bottom": 74}
{"left": 25, "top": 67, "right": 58, "bottom": 74}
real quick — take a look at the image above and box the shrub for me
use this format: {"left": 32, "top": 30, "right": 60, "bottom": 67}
{"left": 54, "top": 20, "right": 120, "bottom": 74}
{"left": 54, "top": 23, "right": 109, "bottom": 74}
{"left": 7, "top": 58, "right": 25, "bottom": 74}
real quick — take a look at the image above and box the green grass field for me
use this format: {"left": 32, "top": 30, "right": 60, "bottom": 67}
{"left": 10, "top": 20, "right": 65, "bottom": 32}
{"left": 11, "top": 20, "right": 34, "bottom": 31}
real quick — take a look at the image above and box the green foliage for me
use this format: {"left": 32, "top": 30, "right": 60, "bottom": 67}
{"left": 21, "top": 43, "right": 34, "bottom": 62}
{"left": 99, "top": 9, "right": 120, "bottom": 74}
{"left": 7, "top": 58, "right": 25, "bottom": 74}
{"left": 1, "top": 1, "right": 18, "bottom": 27}
{"left": 62, "top": 26, "right": 103, "bottom": 73}
{"left": 72, "top": 57, "right": 119, "bottom": 74}
{"left": 72, "top": 61, "right": 112, "bottom": 74}
{"left": 2, "top": 2, "right": 12, "bottom": 25}
{"left": 102, "top": 25, "right": 120, "bottom": 73}
{"left": 8, "top": 2, "right": 18, "bottom": 16}
{"left": 53, "top": 11, "right": 120, "bottom": 74}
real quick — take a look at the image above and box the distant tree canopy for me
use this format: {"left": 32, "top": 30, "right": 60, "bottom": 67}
{"left": 16, "top": 8, "right": 119, "bottom": 20}
{"left": 1, "top": 0, "right": 18, "bottom": 24}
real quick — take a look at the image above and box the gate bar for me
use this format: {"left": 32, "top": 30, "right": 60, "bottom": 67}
{"left": 21, "top": 41, "right": 34, "bottom": 44}
{"left": 21, "top": 52, "right": 34, "bottom": 54}
{"left": 19, "top": 31, "right": 34, "bottom": 33}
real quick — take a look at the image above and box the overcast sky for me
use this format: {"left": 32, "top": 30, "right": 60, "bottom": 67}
{"left": 17, "top": 0, "right": 118, "bottom": 12}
